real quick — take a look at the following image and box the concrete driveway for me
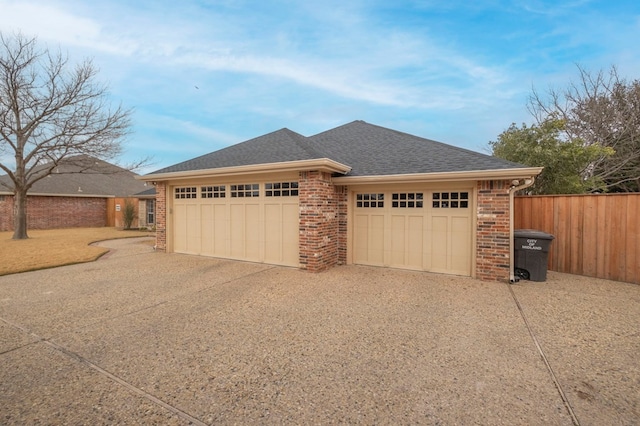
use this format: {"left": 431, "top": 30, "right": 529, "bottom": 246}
{"left": 1, "top": 237, "right": 638, "bottom": 425}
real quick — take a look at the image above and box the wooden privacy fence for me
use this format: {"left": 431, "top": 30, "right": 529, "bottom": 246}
{"left": 514, "top": 194, "right": 639, "bottom": 284}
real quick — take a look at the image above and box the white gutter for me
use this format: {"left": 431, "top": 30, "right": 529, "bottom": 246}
{"left": 509, "top": 177, "right": 536, "bottom": 283}
{"left": 332, "top": 167, "right": 543, "bottom": 185}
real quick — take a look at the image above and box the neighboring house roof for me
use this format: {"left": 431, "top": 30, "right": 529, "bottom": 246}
{"left": 144, "top": 120, "right": 537, "bottom": 180}
{"left": 134, "top": 187, "right": 157, "bottom": 198}
{"left": 0, "top": 155, "right": 151, "bottom": 197}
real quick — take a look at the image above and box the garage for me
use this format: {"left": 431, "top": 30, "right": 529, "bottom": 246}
{"left": 171, "top": 177, "right": 299, "bottom": 267}
{"left": 352, "top": 185, "right": 473, "bottom": 276}
{"left": 144, "top": 120, "right": 542, "bottom": 281}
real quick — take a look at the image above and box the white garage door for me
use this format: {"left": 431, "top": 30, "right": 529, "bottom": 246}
{"left": 353, "top": 187, "right": 473, "bottom": 276}
{"left": 172, "top": 181, "right": 299, "bottom": 267}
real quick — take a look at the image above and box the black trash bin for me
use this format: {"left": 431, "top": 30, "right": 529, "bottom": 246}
{"left": 514, "top": 229, "right": 555, "bottom": 282}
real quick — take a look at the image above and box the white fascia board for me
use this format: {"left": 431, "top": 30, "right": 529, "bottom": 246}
{"left": 138, "top": 158, "right": 352, "bottom": 182}
{"left": 331, "top": 167, "right": 543, "bottom": 185}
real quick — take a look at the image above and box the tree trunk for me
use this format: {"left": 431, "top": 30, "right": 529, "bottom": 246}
{"left": 12, "top": 189, "right": 28, "bottom": 239}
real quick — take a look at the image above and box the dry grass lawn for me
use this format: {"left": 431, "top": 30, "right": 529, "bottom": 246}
{"left": 0, "top": 227, "right": 153, "bottom": 276}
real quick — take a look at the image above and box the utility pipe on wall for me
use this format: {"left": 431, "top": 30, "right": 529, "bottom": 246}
{"left": 509, "top": 177, "right": 536, "bottom": 283}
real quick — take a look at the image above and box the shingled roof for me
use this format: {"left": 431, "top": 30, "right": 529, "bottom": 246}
{"left": 0, "top": 155, "right": 150, "bottom": 197}
{"left": 147, "top": 120, "right": 527, "bottom": 177}
{"left": 309, "top": 120, "right": 525, "bottom": 176}
{"left": 152, "top": 128, "right": 323, "bottom": 174}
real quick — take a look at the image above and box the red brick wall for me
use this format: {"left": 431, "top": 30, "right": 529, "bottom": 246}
{"left": 298, "top": 171, "right": 339, "bottom": 272}
{"left": 154, "top": 183, "right": 167, "bottom": 251}
{"left": 476, "top": 180, "right": 511, "bottom": 282}
{"left": 0, "top": 195, "right": 12, "bottom": 232}
{"left": 0, "top": 195, "right": 107, "bottom": 231}
{"left": 336, "top": 185, "right": 348, "bottom": 265}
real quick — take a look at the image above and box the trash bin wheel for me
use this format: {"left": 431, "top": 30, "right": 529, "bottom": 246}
{"left": 515, "top": 268, "right": 530, "bottom": 280}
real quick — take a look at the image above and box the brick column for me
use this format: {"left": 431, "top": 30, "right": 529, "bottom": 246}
{"left": 476, "top": 180, "right": 511, "bottom": 282}
{"left": 298, "top": 171, "right": 339, "bottom": 272}
{"left": 155, "top": 183, "right": 167, "bottom": 251}
{"left": 336, "top": 185, "right": 348, "bottom": 265}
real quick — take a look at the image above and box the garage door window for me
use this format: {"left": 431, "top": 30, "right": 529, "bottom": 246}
{"left": 230, "top": 184, "right": 259, "bottom": 198}
{"left": 432, "top": 192, "right": 469, "bottom": 208}
{"left": 175, "top": 187, "right": 197, "bottom": 199}
{"left": 356, "top": 193, "right": 384, "bottom": 208}
{"left": 266, "top": 182, "right": 299, "bottom": 197}
{"left": 392, "top": 193, "right": 423, "bottom": 208}
{"left": 201, "top": 185, "right": 226, "bottom": 198}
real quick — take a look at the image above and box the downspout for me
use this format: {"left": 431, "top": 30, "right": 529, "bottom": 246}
{"left": 509, "top": 177, "right": 535, "bottom": 283}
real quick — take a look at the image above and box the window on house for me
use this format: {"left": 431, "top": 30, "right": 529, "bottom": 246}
{"left": 230, "top": 184, "right": 259, "bottom": 198}
{"left": 146, "top": 199, "right": 155, "bottom": 224}
{"left": 392, "top": 193, "right": 423, "bottom": 208}
{"left": 201, "top": 185, "right": 226, "bottom": 198}
{"left": 175, "top": 187, "right": 197, "bottom": 199}
{"left": 265, "top": 182, "right": 299, "bottom": 197}
{"left": 432, "top": 192, "right": 469, "bottom": 208}
{"left": 356, "top": 193, "right": 384, "bottom": 208}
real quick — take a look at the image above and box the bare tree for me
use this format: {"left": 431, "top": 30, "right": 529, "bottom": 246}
{"left": 529, "top": 65, "right": 640, "bottom": 192}
{"left": 0, "top": 32, "right": 132, "bottom": 239}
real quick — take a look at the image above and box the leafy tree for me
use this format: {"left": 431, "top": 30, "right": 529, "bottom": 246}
{"left": 529, "top": 66, "right": 640, "bottom": 192}
{"left": 0, "top": 32, "right": 131, "bottom": 239}
{"left": 490, "top": 119, "right": 613, "bottom": 194}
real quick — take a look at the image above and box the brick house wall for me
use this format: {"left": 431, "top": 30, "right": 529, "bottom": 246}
{"left": 475, "top": 180, "right": 511, "bottom": 282}
{"left": 154, "top": 183, "right": 167, "bottom": 251}
{"left": 336, "top": 185, "right": 348, "bottom": 265}
{"left": 0, "top": 195, "right": 12, "bottom": 232}
{"left": 298, "top": 171, "right": 340, "bottom": 272}
{"left": 0, "top": 195, "right": 107, "bottom": 232}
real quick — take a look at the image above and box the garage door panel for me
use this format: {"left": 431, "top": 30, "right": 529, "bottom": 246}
{"left": 281, "top": 203, "right": 299, "bottom": 266}
{"left": 186, "top": 204, "right": 201, "bottom": 254}
{"left": 431, "top": 215, "right": 449, "bottom": 271}
{"left": 407, "top": 215, "right": 424, "bottom": 269}
{"left": 354, "top": 215, "right": 369, "bottom": 263}
{"left": 354, "top": 213, "right": 385, "bottom": 266}
{"left": 201, "top": 204, "right": 214, "bottom": 256}
{"left": 450, "top": 216, "right": 471, "bottom": 274}
{"left": 245, "top": 204, "right": 261, "bottom": 261}
{"left": 174, "top": 204, "right": 187, "bottom": 253}
{"left": 264, "top": 204, "right": 282, "bottom": 263}
{"left": 230, "top": 204, "right": 245, "bottom": 258}
{"left": 213, "top": 204, "right": 228, "bottom": 255}
{"left": 369, "top": 214, "right": 385, "bottom": 265}
{"left": 390, "top": 215, "right": 406, "bottom": 266}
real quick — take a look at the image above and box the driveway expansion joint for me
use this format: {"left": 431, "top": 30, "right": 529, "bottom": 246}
{"left": 1, "top": 315, "right": 209, "bottom": 426}
{"left": 507, "top": 283, "right": 581, "bottom": 426}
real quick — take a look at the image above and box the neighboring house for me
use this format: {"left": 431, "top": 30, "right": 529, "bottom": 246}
{"left": 141, "top": 120, "right": 542, "bottom": 281}
{"left": 0, "top": 155, "right": 151, "bottom": 231}
{"left": 134, "top": 187, "right": 157, "bottom": 229}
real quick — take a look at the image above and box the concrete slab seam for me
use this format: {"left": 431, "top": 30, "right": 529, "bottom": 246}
{"left": 507, "top": 283, "right": 581, "bottom": 426}
{"left": 1, "top": 315, "right": 209, "bottom": 426}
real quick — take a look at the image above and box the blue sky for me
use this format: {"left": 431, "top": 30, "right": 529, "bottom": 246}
{"left": 1, "top": 0, "right": 639, "bottom": 173}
